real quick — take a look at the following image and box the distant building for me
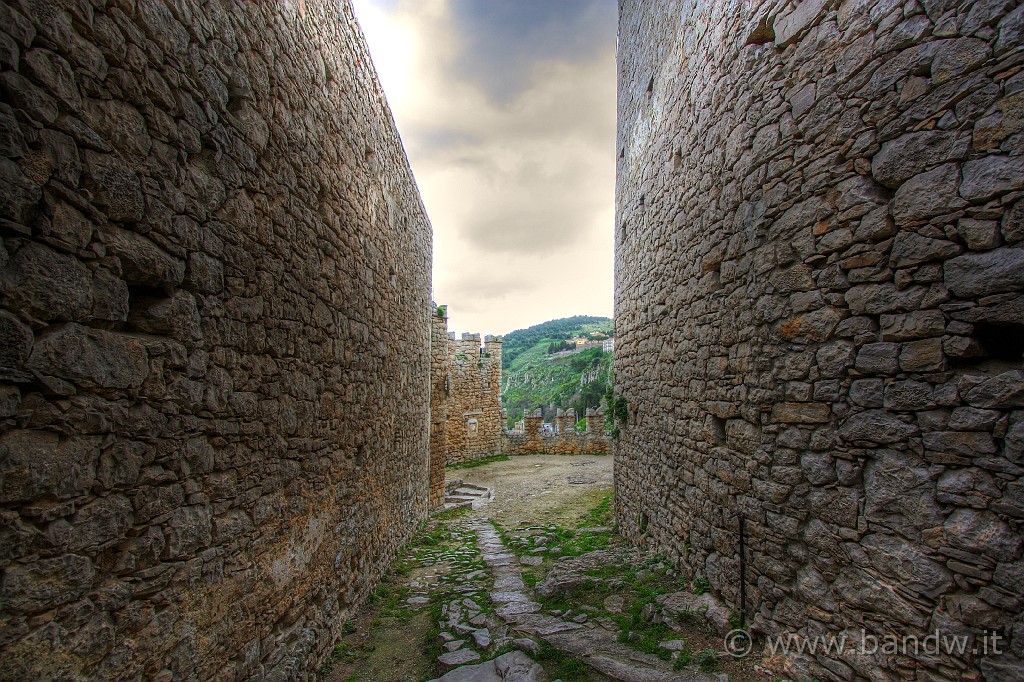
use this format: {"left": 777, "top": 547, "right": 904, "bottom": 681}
{"left": 603, "top": 338, "right": 615, "bottom": 353}
{"left": 574, "top": 337, "right": 588, "bottom": 346}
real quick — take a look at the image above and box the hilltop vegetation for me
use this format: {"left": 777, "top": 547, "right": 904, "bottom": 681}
{"left": 501, "top": 315, "right": 612, "bottom": 369}
{"left": 501, "top": 316, "right": 613, "bottom": 427}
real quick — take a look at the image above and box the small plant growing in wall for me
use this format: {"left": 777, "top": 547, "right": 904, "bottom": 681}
{"left": 604, "top": 382, "right": 629, "bottom": 440}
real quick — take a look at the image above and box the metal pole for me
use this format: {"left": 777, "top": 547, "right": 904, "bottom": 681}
{"left": 738, "top": 514, "right": 747, "bottom": 628}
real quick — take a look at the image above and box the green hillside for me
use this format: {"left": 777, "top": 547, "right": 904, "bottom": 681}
{"left": 501, "top": 316, "right": 613, "bottom": 427}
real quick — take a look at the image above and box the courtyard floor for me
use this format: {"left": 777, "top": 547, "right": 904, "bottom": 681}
{"left": 321, "top": 453, "right": 768, "bottom": 682}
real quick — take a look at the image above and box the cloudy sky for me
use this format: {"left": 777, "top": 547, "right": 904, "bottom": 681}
{"left": 351, "top": 0, "right": 617, "bottom": 336}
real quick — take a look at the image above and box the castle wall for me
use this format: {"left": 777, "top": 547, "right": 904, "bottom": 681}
{"left": 430, "top": 305, "right": 449, "bottom": 507}
{"left": 502, "top": 408, "right": 610, "bottom": 456}
{"left": 616, "top": 0, "right": 1024, "bottom": 679}
{"left": 0, "top": 1, "right": 431, "bottom": 679}
{"left": 444, "top": 333, "right": 503, "bottom": 464}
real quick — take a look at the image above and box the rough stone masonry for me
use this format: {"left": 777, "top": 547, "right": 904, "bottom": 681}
{"left": 0, "top": 0, "right": 432, "bottom": 679}
{"left": 615, "top": 0, "right": 1024, "bottom": 680}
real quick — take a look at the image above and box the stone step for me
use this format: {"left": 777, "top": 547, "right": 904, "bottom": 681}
{"left": 446, "top": 494, "right": 482, "bottom": 503}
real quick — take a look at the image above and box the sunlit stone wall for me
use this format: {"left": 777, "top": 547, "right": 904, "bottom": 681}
{"left": 0, "top": 0, "right": 432, "bottom": 678}
{"left": 615, "top": 0, "right": 1024, "bottom": 678}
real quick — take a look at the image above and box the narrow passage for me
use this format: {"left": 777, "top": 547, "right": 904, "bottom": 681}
{"left": 324, "top": 455, "right": 767, "bottom": 682}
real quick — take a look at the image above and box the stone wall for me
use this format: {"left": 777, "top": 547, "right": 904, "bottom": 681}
{"left": 444, "top": 333, "right": 503, "bottom": 465}
{"left": 615, "top": 0, "right": 1024, "bottom": 679}
{"left": 430, "top": 304, "right": 449, "bottom": 507}
{"left": 0, "top": 0, "right": 432, "bottom": 679}
{"left": 502, "top": 408, "right": 610, "bottom": 456}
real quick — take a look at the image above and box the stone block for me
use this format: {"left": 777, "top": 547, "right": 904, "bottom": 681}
{"left": 104, "top": 227, "right": 185, "bottom": 290}
{"left": 884, "top": 380, "right": 935, "bottom": 411}
{"left": 1, "top": 241, "right": 93, "bottom": 322}
{"left": 899, "top": 338, "right": 945, "bottom": 372}
{"left": 0, "top": 430, "right": 100, "bottom": 503}
{"left": 862, "top": 533, "right": 952, "bottom": 598}
{"left": 839, "top": 409, "right": 918, "bottom": 443}
{"left": 965, "top": 371, "right": 1024, "bottom": 408}
{"left": 879, "top": 310, "right": 945, "bottom": 341}
{"left": 891, "top": 164, "right": 965, "bottom": 225}
{"left": 0, "top": 554, "right": 95, "bottom": 614}
{"left": 960, "top": 155, "right": 1024, "bottom": 201}
{"left": 944, "top": 247, "right": 1024, "bottom": 298}
{"left": 82, "top": 152, "right": 144, "bottom": 223}
{"left": 889, "top": 231, "right": 960, "bottom": 268}
{"left": 871, "top": 130, "right": 969, "bottom": 188}
{"left": 0, "top": 310, "right": 33, "bottom": 375}
{"left": 949, "top": 407, "right": 1000, "bottom": 431}
{"left": 854, "top": 342, "right": 900, "bottom": 374}
{"left": 923, "top": 431, "right": 997, "bottom": 457}
{"left": 770, "top": 402, "right": 831, "bottom": 424}
{"left": 0, "top": 157, "right": 40, "bottom": 225}
{"left": 27, "top": 323, "right": 149, "bottom": 389}
{"left": 162, "top": 505, "right": 212, "bottom": 560}
{"left": 849, "top": 379, "right": 883, "bottom": 407}
{"left": 957, "top": 218, "right": 1002, "bottom": 250}
{"left": 845, "top": 283, "right": 926, "bottom": 314}
{"left": 943, "top": 508, "right": 1023, "bottom": 561}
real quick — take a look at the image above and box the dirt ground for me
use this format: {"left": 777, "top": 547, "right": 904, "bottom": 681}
{"left": 452, "top": 453, "right": 614, "bottom": 528}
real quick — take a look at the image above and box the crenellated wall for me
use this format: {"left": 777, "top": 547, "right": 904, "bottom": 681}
{"left": 502, "top": 407, "right": 610, "bottom": 456}
{"left": 0, "top": 0, "right": 432, "bottom": 679}
{"left": 615, "top": 0, "right": 1024, "bottom": 679}
{"left": 444, "top": 332, "right": 504, "bottom": 465}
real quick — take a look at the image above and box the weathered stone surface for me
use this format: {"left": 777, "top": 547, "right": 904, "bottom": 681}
{"left": 884, "top": 380, "right": 935, "bottom": 411}
{"left": 854, "top": 342, "right": 900, "bottom": 374}
{"left": 923, "top": 431, "right": 998, "bottom": 457}
{"left": 871, "top": 131, "right": 969, "bottom": 188}
{"left": 0, "top": 554, "right": 95, "bottom": 614}
{"left": 0, "top": 311, "right": 32, "bottom": 376}
{"left": 0, "top": 157, "right": 40, "bottom": 224}
{"left": 0, "top": 241, "right": 93, "bottom": 322}
{"left": 948, "top": 407, "right": 1001, "bottom": 431}
{"left": 831, "top": 567, "right": 929, "bottom": 627}
{"left": 103, "top": 228, "right": 185, "bottom": 290}
{"left": 845, "top": 283, "right": 926, "bottom": 314}
{"left": 127, "top": 290, "right": 202, "bottom": 343}
{"left": 879, "top": 310, "right": 945, "bottom": 341}
{"left": 900, "top": 338, "right": 945, "bottom": 372}
{"left": 965, "top": 371, "right": 1024, "bottom": 408}
{"left": 82, "top": 152, "right": 144, "bottom": 223}
{"left": 774, "top": 0, "right": 830, "bottom": 46}
{"left": 958, "top": 218, "right": 1002, "bottom": 250}
{"left": 863, "top": 450, "right": 943, "bottom": 531}
{"left": 889, "top": 232, "right": 961, "bottom": 268}
{"left": 428, "top": 651, "right": 546, "bottom": 682}
{"left": 536, "top": 550, "right": 623, "bottom": 598}
{"left": 862, "top": 534, "right": 952, "bottom": 599}
{"left": 943, "top": 509, "right": 1023, "bottom": 560}
{"left": 437, "top": 648, "right": 482, "bottom": 669}
{"left": 27, "top": 324, "right": 149, "bottom": 389}
{"left": 960, "top": 155, "right": 1024, "bottom": 201}
{"left": 771, "top": 402, "right": 831, "bottom": 424}
{"left": 615, "top": 2, "right": 1023, "bottom": 679}
{"left": 839, "top": 410, "right": 918, "bottom": 443}
{"left": 944, "top": 248, "right": 1024, "bottom": 298}
{"left": 0, "top": 4, "right": 435, "bottom": 679}
{"left": 0, "top": 430, "right": 100, "bottom": 503}
{"left": 891, "top": 164, "right": 964, "bottom": 224}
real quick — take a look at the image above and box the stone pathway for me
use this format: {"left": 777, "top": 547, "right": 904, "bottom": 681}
{"left": 461, "top": 519, "right": 720, "bottom": 682}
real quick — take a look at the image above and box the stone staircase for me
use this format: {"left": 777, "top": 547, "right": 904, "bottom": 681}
{"left": 443, "top": 479, "right": 493, "bottom": 510}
